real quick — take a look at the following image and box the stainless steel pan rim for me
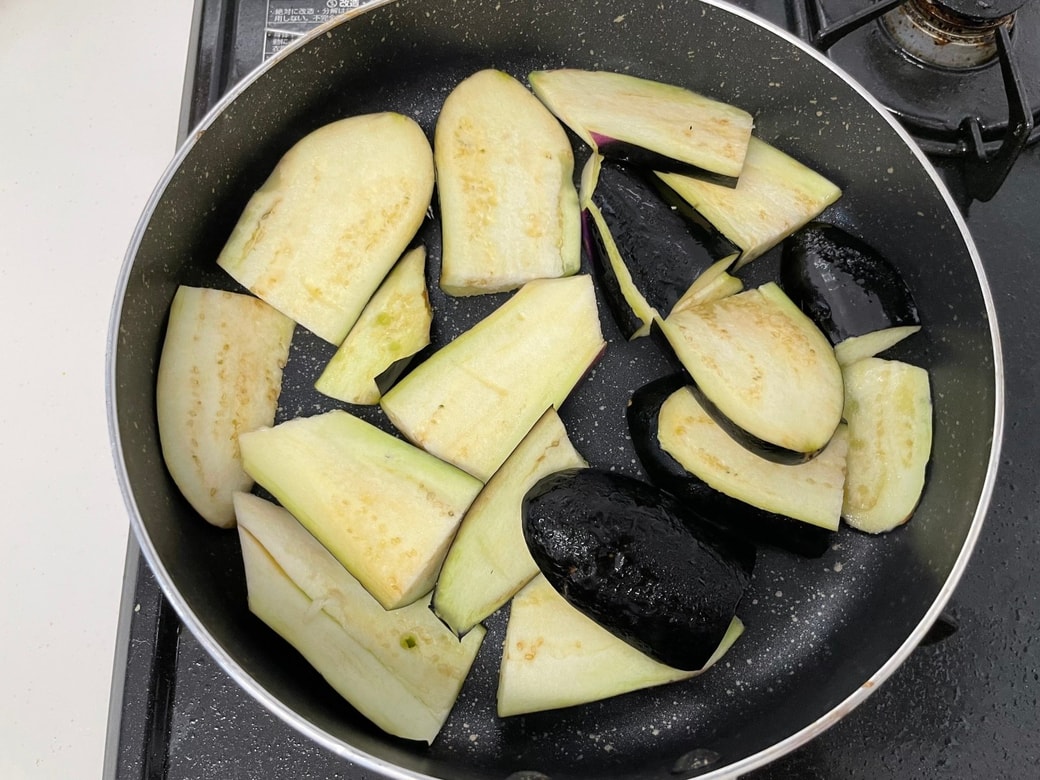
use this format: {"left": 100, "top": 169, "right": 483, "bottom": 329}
{"left": 105, "top": 0, "right": 1005, "bottom": 777}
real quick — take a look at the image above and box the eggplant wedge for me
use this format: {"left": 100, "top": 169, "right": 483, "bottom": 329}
{"left": 656, "top": 282, "right": 845, "bottom": 462}
{"left": 217, "top": 112, "right": 434, "bottom": 344}
{"left": 435, "top": 69, "right": 581, "bottom": 296}
{"left": 380, "top": 275, "right": 606, "bottom": 482}
{"left": 658, "top": 135, "right": 842, "bottom": 268}
{"left": 156, "top": 286, "right": 294, "bottom": 528}
{"left": 235, "top": 492, "right": 484, "bottom": 744}
{"left": 528, "top": 69, "right": 754, "bottom": 185}
{"left": 238, "top": 409, "right": 483, "bottom": 610}
{"left": 496, "top": 574, "right": 744, "bottom": 717}
{"left": 522, "top": 468, "right": 754, "bottom": 671}
{"left": 432, "top": 408, "right": 587, "bottom": 637}
{"left": 781, "top": 222, "right": 922, "bottom": 366}
{"left": 314, "top": 245, "right": 432, "bottom": 405}
{"left": 842, "top": 357, "right": 933, "bottom": 534}
{"left": 628, "top": 374, "right": 845, "bottom": 557}
{"left": 582, "top": 158, "right": 740, "bottom": 339}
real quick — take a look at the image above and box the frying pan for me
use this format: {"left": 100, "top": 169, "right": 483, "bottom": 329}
{"left": 106, "top": 0, "right": 1003, "bottom": 777}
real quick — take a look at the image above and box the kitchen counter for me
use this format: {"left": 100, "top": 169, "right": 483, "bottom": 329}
{"left": 0, "top": 2, "right": 196, "bottom": 777}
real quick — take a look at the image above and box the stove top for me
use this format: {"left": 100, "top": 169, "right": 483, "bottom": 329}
{"left": 106, "top": 2, "right": 1040, "bottom": 777}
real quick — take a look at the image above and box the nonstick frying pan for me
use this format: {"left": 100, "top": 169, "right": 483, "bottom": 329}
{"left": 107, "top": 0, "right": 1003, "bottom": 777}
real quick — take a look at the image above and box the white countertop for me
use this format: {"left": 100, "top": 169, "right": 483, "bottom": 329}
{"left": 1, "top": 2, "right": 197, "bottom": 777}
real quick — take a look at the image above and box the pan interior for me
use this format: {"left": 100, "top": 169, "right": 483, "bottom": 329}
{"left": 109, "top": 1, "right": 999, "bottom": 777}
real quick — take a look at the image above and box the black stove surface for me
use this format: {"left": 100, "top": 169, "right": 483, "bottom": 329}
{"left": 107, "top": 1, "right": 1040, "bottom": 777}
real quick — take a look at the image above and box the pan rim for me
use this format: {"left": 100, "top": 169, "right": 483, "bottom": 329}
{"left": 104, "top": 0, "right": 1005, "bottom": 777}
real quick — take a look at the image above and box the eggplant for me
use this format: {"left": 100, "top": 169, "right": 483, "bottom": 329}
{"left": 780, "top": 222, "right": 922, "bottom": 366}
{"left": 528, "top": 69, "right": 754, "bottom": 186}
{"left": 582, "top": 158, "right": 740, "bottom": 338}
{"left": 521, "top": 467, "right": 754, "bottom": 671}
{"left": 239, "top": 409, "right": 483, "bottom": 610}
{"left": 217, "top": 112, "right": 434, "bottom": 344}
{"left": 842, "top": 357, "right": 933, "bottom": 534}
{"left": 314, "top": 245, "right": 432, "bottom": 405}
{"left": 655, "top": 282, "right": 845, "bottom": 463}
{"left": 435, "top": 69, "right": 581, "bottom": 296}
{"left": 496, "top": 574, "right": 745, "bottom": 717}
{"left": 235, "top": 492, "right": 484, "bottom": 745}
{"left": 431, "top": 408, "right": 587, "bottom": 637}
{"left": 155, "top": 286, "right": 294, "bottom": 528}
{"left": 628, "top": 374, "right": 844, "bottom": 557}
{"left": 380, "top": 275, "right": 605, "bottom": 482}
{"left": 658, "top": 135, "right": 842, "bottom": 268}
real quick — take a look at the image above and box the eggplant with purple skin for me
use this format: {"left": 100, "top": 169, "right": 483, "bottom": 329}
{"left": 628, "top": 374, "right": 846, "bottom": 557}
{"left": 582, "top": 158, "right": 740, "bottom": 339}
{"left": 780, "top": 222, "right": 922, "bottom": 366}
{"left": 522, "top": 467, "right": 754, "bottom": 671}
{"left": 528, "top": 69, "right": 754, "bottom": 186}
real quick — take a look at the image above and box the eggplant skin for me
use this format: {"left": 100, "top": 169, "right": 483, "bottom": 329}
{"left": 591, "top": 161, "right": 738, "bottom": 318}
{"left": 628, "top": 374, "right": 833, "bottom": 557}
{"left": 522, "top": 468, "right": 754, "bottom": 671}
{"left": 780, "top": 222, "right": 920, "bottom": 346}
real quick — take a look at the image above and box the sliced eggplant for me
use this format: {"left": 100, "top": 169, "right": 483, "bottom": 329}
{"left": 656, "top": 282, "right": 845, "bottom": 462}
{"left": 238, "top": 409, "right": 483, "bottom": 610}
{"left": 235, "top": 492, "right": 484, "bottom": 744}
{"left": 582, "top": 158, "right": 740, "bottom": 339}
{"left": 496, "top": 574, "right": 744, "bottom": 717}
{"left": 780, "top": 222, "right": 922, "bottom": 366}
{"left": 432, "top": 408, "right": 587, "bottom": 636}
{"left": 156, "top": 286, "right": 294, "bottom": 528}
{"left": 628, "top": 374, "right": 845, "bottom": 557}
{"left": 582, "top": 201, "right": 653, "bottom": 339}
{"left": 658, "top": 135, "right": 842, "bottom": 268}
{"left": 380, "top": 275, "right": 606, "bottom": 482}
{"left": 842, "top": 357, "right": 933, "bottom": 534}
{"left": 528, "top": 69, "right": 754, "bottom": 185}
{"left": 314, "top": 245, "right": 432, "bottom": 405}
{"left": 522, "top": 468, "right": 754, "bottom": 671}
{"left": 435, "top": 69, "right": 581, "bottom": 296}
{"left": 217, "top": 112, "right": 434, "bottom": 344}
{"left": 669, "top": 255, "right": 744, "bottom": 312}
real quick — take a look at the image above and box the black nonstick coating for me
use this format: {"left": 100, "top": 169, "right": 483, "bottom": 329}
{"left": 108, "top": 1, "right": 1001, "bottom": 778}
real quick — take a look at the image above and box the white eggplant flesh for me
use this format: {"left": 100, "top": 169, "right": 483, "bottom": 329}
{"left": 238, "top": 409, "right": 483, "bottom": 609}
{"left": 235, "top": 493, "right": 483, "bottom": 744}
{"left": 496, "top": 574, "right": 743, "bottom": 717}
{"left": 658, "top": 386, "right": 848, "bottom": 531}
{"left": 432, "top": 408, "right": 587, "bottom": 636}
{"left": 435, "top": 69, "right": 581, "bottom": 296}
{"left": 658, "top": 135, "right": 842, "bottom": 267}
{"left": 528, "top": 69, "right": 753, "bottom": 183}
{"left": 670, "top": 254, "right": 743, "bottom": 312}
{"left": 659, "top": 282, "right": 844, "bottom": 460}
{"left": 380, "top": 275, "right": 606, "bottom": 482}
{"left": 155, "top": 286, "right": 294, "bottom": 528}
{"left": 314, "top": 245, "right": 432, "bottom": 405}
{"left": 842, "top": 357, "right": 933, "bottom": 533}
{"left": 217, "top": 112, "right": 434, "bottom": 344}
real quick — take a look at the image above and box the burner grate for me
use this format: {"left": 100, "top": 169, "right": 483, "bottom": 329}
{"left": 794, "top": 0, "right": 1038, "bottom": 200}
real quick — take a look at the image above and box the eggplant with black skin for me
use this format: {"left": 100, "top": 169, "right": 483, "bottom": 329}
{"left": 522, "top": 467, "right": 754, "bottom": 672}
{"left": 628, "top": 373, "right": 842, "bottom": 557}
{"left": 781, "top": 222, "right": 921, "bottom": 366}
{"left": 582, "top": 159, "right": 740, "bottom": 339}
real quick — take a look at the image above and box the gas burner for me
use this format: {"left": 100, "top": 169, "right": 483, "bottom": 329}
{"left": 882, "top": 0, "right": 1020, "bottom": 70}
{"left": 794, "top": 0, "right": 1038, "bottom": 200}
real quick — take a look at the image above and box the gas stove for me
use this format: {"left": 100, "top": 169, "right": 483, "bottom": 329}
{"left": 105, "top": 1, "right": 1040, "bottom": 777}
